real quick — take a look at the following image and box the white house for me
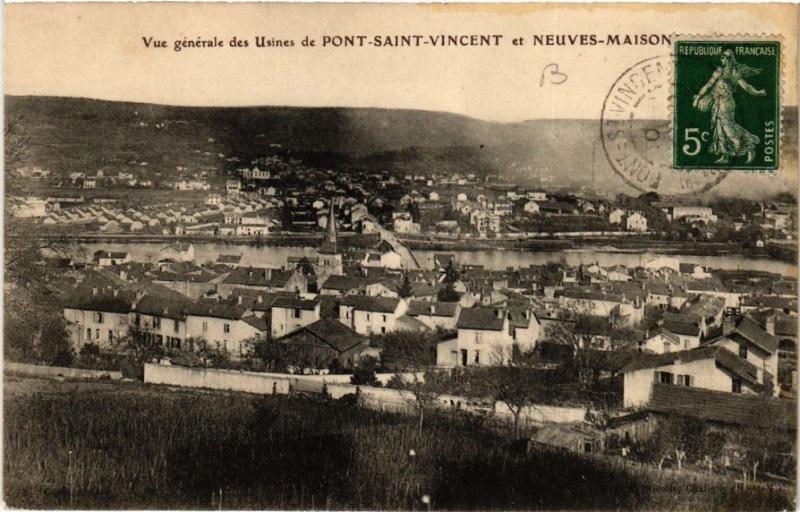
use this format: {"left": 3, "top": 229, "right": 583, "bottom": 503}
{"left": 621, "top": 345, "right": 768, "bottom": 408}
{"left": 63, "top": 286, "right": 136, "bottom": 350}
{"left": 270, "top": 296, "right": 321, "bottom": 338}
{"left": 185, "top": 302, "right": 267, "bottom": 357}
{"left": 704, "top": 316, "right": 780, "bottom": 391}
{"left": 93, "top": 250, "right": 131, "bottom": 267}
{"left": 609, "top": 208, "right": 625, "bottom": 225}
{"left": 437, "top": 307, "right": 514, "bottom": 368}
{"left": 406, "top": 301, "right": 461, "bottom": 330}
{"left": 523, "top": 201, "right": 540, "bottom": 214}
{"left": 626, "top": 212, "right": 648, "bottom": 232}
{"left": 338, "top": 296, "right": 408, "bottom": 336}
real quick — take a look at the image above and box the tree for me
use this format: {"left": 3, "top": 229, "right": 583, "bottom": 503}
{"left": 398, "top": 273, "right": 413, "bottom": 298}
{"left": 380, "top": 329, "right": 438, "bottom": 370}
{"left": 442, "top": 260, "right": 460, "bottom": 283}
{"left": 350, "top": 356, "right": 379, "bottom": 386}
{"left": 489, "top": 360, "right": 540, "bottom": 439}
{"left": 404, "top": 372, "right": 442, "bottom": 436}
{"left": 122, "top": 321, "right": 164, "bottom": 379}
{"left": 436, "top": 282, "right": 460, "bottom": 302}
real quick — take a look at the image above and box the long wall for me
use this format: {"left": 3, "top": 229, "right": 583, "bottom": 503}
{"left": 144, "top": 364, "right": 290, "bottom": 395}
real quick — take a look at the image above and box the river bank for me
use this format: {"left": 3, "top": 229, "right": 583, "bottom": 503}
{"left": 29, "top": 232, "right": 797, "bottom": 264}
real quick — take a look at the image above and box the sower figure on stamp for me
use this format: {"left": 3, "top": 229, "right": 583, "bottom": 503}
{"left": 692, "top": 49, "right": 767, "bottom": 164}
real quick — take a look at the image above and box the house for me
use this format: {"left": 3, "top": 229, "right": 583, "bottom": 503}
{"left": 93, "top": 251, "right": 131, "bottom": 267}
{"left": 621, "top": 345, "right": 770, "bottom": 408}
{"left": 526, "top": 190, "right": 547, "bottom": 201}
{"left": 436, "top": 307, "right": 513, "bottom": 368}
{"left": 626, "top": 212, "right": 648, "bottom": 232}
{"left": 664, "top": 205, "right": 718, "bottom": 224}
{"left": 679, "top": 263, "right": 712, "bottom": 279}
{"left": 406, "top": 300, "right": 461, "bottom": 330}
{"left": 226, "top": 179, "right": 242, "bottom": 195}
{"left": 161, "top": 242, "right": 195, "bottom": 263}
{"left": 659, "top": 312, "right": 706, "bottom": 349}
{"left": 63, "top": 286, "right": 136, "bottom": 350}
{"left": 270, "top": 296, "right": 321, "bottom": 338}
{"left": 393, "top": 215, "right": 420, "bottom": 234}
{"left": 150, "top": 266, "right": 220, "bottom": 299}
{"left": 319, "top": 275, "right": 369, "bottom": 296}
{"left": 216, "top": 254, "right": 243, "bottom": 268}
{"left": 338, "top": 296, "right": 409, "bottom": 336}
{"left": 559, "top": 289, "right": 643, "bottom": 326}
{"left": 609, "top": 208, "right": 625, "bottom": 224}
{"left": 704, "top": 315, "right": 780, "bottom": 392}
{"left": 362, "top": 246, "right": 402, "bottom": 270}
{"left": 132, "top": 290, "right": 196, "bottom": 350}
{"left": 276, "top": 319, "right": 371, "bottom": 370}
{"left": 523, "top": 201, "right": 540, "bottom": 214}
{"left": 205, "top": 194, "right": 222, "bottom": 206}
{"left": 507, "top": 306, "right": 541, "bottom": 352}
{"left": 640, "top": 329, "right": 685, "bottom": 354}
{"left": 185, "top": 300, "right": 267, "bottom": 357}
{"left": 608, "top": 384, "right": 794, "bottom": 445}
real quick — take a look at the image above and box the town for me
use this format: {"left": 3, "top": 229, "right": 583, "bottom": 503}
{"left": 4, "top": 100, "right": 797, "bottom": 511}
{"left": 6, "top": 158, "right": 797, "bottom": 482}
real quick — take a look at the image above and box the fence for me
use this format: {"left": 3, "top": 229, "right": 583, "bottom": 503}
{"left": 5, "top": 362, "right": 123, "bottom": 381}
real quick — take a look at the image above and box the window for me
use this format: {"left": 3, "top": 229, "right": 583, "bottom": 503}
{"left": 732, "top": 378, "right": 742, "bottom": 393}
{"left": 95, "top": 329, "right": 100, "bottom": 340}
{"left": 739, "top": 344, "right": 748, "bottom": 359}
{"left": 202, "top": 321, "right": 208, "bottom": 333}
{"left": 475, "top": 350, "right": 480, "bottom": 364}
{"left": 156, "top": 335, "right": 163, "bottom": 345}
{"left": 135, "top": 314, "right": 141, "bottom": 326}
{"left": 656, "top": 371, "right": 673, "bottom": 385}
{"left": 224, "top": 323, "right": 231, "bottom": 334}
{"left": 382, "top": 315, "right": 387, "bottom": 322}
{"left": 474, "top": 332, "right": 481, "bottom": 344}
{"left": 95, "top": 312, "right": 104, "bottom": 323}
{"left": 86, "top": 328, "right": 91, "bottom": 341}
{"left": 153, "top": 317, "right": 161, "bottom": 328}
{"left": 663, "top": 342, "right": 671, "bottom": 353}
{"left": 677, "top": 375, "right": 692, "bottom": 387}
{"left": 293, "top": 308, "right": 301, "bottom": 319}
{"left": 381, "top": 327, "right": 386, "bottom": 334}
{"left": 174, "top": 319, "right": 180, "bottom": 333}
{"left": 366, "top": 313, "right": 370, "bottom": 321}
{"left": 108, "top": 331, "right": 113, "bottom": 343}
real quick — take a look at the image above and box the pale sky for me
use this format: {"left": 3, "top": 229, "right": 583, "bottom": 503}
{"left": 4, "top": 3, "right": 798, "bottom": 122}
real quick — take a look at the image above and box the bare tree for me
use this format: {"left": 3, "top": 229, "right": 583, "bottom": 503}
{"left": 404, "top": 373, "right": 442, "bottom": 436}
{"left": 488, "top": 345, "right": 541, "bottom": 439}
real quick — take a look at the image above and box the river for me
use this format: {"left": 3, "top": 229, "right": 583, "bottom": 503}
{"left": 74, "top": 241, "right": 797, "bottom": 277}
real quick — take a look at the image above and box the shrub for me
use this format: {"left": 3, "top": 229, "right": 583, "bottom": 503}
{"left": 350, "top": 356, "right": 379, "bottom": 386}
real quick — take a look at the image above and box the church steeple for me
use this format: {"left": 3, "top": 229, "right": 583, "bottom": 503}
{"left": 319, "top": 199, "right": 338, "bottom": 255}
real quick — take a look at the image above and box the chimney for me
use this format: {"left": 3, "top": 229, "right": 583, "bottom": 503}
{"left": 765, "top": 315, "right": 776, "bottom": 335}
{"left": 237, "top": 295, "right": 243, "bottom": 305}
{"left": 91, "top": 287, "right": 98, "bottom": 296}
{"left": 113, "top": 288, "right": 119, "bottom": 298}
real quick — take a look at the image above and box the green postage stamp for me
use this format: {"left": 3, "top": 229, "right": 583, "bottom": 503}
{"left": 673, "top": 39, "right": 781, "bottom": 171}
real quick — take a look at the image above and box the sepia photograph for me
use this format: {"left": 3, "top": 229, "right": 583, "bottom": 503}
{"left": 3, "top": 3, "right": 798, "bottom": 510}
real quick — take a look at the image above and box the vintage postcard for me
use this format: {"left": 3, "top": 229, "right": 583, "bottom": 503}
{"left": 3, "top": 3, "right": 798, "bottom": 510}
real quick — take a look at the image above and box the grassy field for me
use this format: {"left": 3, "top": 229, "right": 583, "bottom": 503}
{"left": 4, "top": 375, "right": 794, "bottom": 510}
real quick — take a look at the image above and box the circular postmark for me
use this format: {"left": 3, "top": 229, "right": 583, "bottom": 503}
{"left": 601, "top": 55, "right": 727, "bottom": 196}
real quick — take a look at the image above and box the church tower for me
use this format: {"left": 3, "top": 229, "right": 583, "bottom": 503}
{"left": 317, "top": 200, "right": 343, "bottom": 278}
